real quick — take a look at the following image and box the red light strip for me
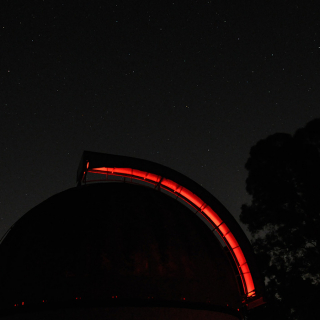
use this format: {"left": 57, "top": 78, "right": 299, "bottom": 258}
{"left": 87, "top": 167, "right": 255, "bottom": 298}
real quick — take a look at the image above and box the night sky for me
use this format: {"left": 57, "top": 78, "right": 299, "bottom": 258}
{"left": 1, "top": 1, "right": 319, "bottom": 239}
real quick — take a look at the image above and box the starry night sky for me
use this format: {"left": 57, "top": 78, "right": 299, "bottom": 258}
{"left": 1, "top": 1, "right": 319, "bottom": 239}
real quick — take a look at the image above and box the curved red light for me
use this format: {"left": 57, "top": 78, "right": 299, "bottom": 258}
{"left": 86, "top": 166, "right": 255, "bottom": 299}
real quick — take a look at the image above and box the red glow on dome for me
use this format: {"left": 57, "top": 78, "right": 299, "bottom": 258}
{"left": 85, "top": 166, "right": 256, "bottom": 300}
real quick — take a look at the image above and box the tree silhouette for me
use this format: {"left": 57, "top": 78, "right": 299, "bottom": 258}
{"left": 240, "top": 119, "right": 320, "bottom": 320}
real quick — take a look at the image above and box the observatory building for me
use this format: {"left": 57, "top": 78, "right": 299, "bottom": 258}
{"left": 0, "top": 151, "right": 264, "bottom": 319}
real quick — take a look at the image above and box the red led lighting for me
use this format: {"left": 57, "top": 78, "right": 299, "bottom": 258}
{"left": 86, "top": 166, "right": 256, "bottom": 299}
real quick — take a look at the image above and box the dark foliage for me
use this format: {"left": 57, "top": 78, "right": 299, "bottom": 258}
{"left": 240, "top": 119, "right": 320, "bottom": 319}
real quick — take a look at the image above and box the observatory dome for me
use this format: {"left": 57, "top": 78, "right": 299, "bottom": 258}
{"left": 0, "top": 182, "right": 243, "bottom": 319}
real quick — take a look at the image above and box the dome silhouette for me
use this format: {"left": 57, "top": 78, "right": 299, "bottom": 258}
{"left": 0, "top": 152, "right": 264, "bottom": 319}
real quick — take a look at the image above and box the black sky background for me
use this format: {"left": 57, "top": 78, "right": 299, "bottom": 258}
{"left": 1, "top": 1, "right": 319, "bottom": 239}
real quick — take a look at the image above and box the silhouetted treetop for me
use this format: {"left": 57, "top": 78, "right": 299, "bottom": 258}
{"left": 240, "top": 118, "right": 320, "bottom": 320}
{"left": 241, "top": 119, "right": 320, "bottom": 235}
